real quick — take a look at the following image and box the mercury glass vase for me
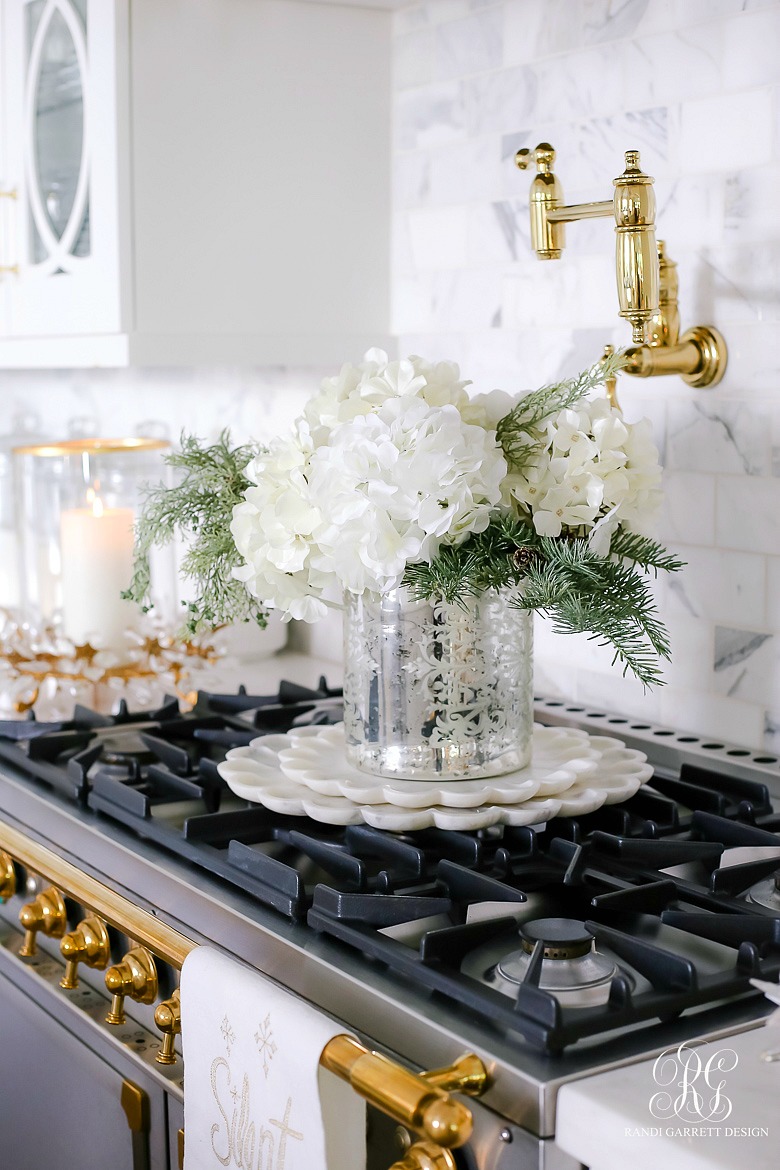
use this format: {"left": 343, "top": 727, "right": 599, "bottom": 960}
{"left": 343, "top": 587, "right": 534, "bottom": 780}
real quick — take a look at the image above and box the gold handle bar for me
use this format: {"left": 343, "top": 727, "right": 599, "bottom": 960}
{"left": 0, "top": 820, "right": 195, "bottom": 968}
{"left": 320, "top": 1035, "right": 486, "bottom": 1148}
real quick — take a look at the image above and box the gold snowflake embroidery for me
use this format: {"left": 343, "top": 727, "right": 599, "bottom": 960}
{"left": 254, "top": 1013, "right": 277, "bottom": 1078}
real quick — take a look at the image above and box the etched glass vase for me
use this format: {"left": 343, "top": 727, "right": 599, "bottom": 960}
{"left": 343, "top": 587, "right": 533, "bottom": 780}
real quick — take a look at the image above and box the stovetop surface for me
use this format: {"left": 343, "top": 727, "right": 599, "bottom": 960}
{"left": 1, "top": 664, "right": 778, "bottom": 1135}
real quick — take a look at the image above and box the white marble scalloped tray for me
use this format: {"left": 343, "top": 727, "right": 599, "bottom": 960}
{"left": 218, "top": 723, "right": 653, "bottom": 831}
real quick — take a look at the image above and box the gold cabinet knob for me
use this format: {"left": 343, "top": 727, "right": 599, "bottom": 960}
{"left": 0, "top": 851, "right": 16, "bottom": 902}
{"left": 18, "top": 886, "right": 67, "bottom": 957}
{"left": 59, "top": 914, "right": 111, "bottom": 989}
{"left": 154, "top": 988, "right": 181, "bottom": 1065}
{"left": 104, "top": 946, "right": 158, "bottom": 1025}
{"left": 392, "top": 1142, "right": 456, "bottom": 1170}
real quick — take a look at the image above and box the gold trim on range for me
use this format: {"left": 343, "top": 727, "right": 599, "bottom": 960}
{"left": 0, "top": 820, "right": 488, "bottom": 1154}
{"left": 13, "top": 437, "right": 171, "bottom": 458}
{"left": 0, "top": 821, "right": 194, "bottom": 967}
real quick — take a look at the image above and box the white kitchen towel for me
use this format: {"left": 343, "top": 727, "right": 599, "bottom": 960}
{"left": 180, "top": 947, "right": 366, "bottom": 1170}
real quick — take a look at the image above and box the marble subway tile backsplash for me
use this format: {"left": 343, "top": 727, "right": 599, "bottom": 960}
{"left": 392, "top": 0, "right": 780, "bottom": 751}
{"left": 0, "top": 0, "right": 776, "bottom": 757}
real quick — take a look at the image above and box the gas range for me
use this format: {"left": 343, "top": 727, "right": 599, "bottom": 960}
{"left": 1, "top": 665, "right": 779, "bottom": 1165}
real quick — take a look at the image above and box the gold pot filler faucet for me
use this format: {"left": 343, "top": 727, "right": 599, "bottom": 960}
{"left": 514, "top": 144, "right": 727, "bottom": 407}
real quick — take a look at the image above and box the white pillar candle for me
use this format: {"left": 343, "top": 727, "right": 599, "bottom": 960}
{"left": 59, "top": 499, "right": 136, "bottom": 650}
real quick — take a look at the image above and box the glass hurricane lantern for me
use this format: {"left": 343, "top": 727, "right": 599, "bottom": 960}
{"left": 13, "top": 437, "right": 174, "bottom": 650}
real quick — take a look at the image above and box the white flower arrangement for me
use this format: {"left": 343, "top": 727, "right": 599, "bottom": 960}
{"left": 128, "top": 349, "right": 682, "bottom": 686}
{"left": 507, "top": 396, "right": 663, "bottom": 548}
{"left": 231, "top": 351, "right": 509, "bottom": 622}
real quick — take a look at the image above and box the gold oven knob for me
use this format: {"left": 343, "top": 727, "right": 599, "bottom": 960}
{"left": 0, "top": 851, "right": 16, "bottom": 901}
{"left": 59, "top": 914, "right": 111, "bottom": 989}
{"left": 154, "top": 989, "right": 181, "bottom": 1064}
{"left": 392, "top": 1141, "right": 456, "bottom": 1170}
{"left": 105, "top": 946, "right": 158, "bottom": 1025}
{"left": 18, "top": 886, "right": 67, "bottom": 957}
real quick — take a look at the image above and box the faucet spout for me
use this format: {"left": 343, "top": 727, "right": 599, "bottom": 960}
{"left": 515, "top": 144, "right": 727, "bottom": 386}
{"left": 624, "top": 326, "right": 727, "bottom": 388}
{"left": 622, "top": 240, "right": 727, "bottom": 388}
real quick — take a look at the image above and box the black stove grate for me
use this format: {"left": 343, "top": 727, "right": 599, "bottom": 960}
{"left": 3, "top": 679, "right": 780, "bottom": 1053}
{"left": 308, "top": 837, "right": 780, "bottom": 1053}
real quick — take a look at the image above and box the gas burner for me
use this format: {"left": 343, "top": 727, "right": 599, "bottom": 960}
{"left": 488, "top": 918, "right": 620, "bottom": 1008}
{"left": 747, "top": 870, "right": 780, "bottom": 911}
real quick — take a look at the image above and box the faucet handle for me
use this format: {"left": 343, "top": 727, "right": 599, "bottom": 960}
{"left": 600, "top": 345, "right": 621, "bottom": 413}
{"left": 515, "top": 142, "right": 556, "bottom": 174}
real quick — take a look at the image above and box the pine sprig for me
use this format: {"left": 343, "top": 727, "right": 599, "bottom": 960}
{"left": 514, "top": 537, "right": 672, "bottom": 687}
{"left": 496, "top": 350, "right": 626, "bottom": 471}
{"left": 403, "top": 521, "right": 681, "bottom": 689}
{"left": 608, "top": 529, "right": 685, "bottom": 575}
{"left": 123, "top": 431, "right": 268, "bottom": 637}
{"left": 402, "top": 515, "right": 538, "bottom": 602}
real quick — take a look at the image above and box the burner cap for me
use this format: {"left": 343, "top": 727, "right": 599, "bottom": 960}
{"left": 520, "top": 918, "right": 594, "bottom": 960}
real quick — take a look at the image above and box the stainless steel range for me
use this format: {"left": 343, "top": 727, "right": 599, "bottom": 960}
{"left": 1, "top": 674, "right": 779, "bottom": 1170}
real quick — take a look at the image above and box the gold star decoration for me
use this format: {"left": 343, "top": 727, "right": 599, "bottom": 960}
{"left": 0, "top": 611, "right": 222, "bottom": 718}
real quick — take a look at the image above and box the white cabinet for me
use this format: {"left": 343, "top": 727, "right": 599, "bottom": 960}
{"left": 2, "top": 0, "right": 123, "bottom": 343}
{"left": 0, "top": 0, "right": 392, "bottom": 367}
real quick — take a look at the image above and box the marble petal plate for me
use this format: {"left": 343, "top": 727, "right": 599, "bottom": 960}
{"left": 218, "top": 724, "right": 653, "bottom": 831}
{"left": 275, "top": 723, "right": 599, "bottom": 807}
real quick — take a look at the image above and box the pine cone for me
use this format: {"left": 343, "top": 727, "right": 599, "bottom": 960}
{"left": 511, "top": 547, "right": 536, "bottom": 575}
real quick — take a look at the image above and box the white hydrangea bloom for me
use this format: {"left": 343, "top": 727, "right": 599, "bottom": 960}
{"left": 510, "top": 394, "right": 663, "bottom": 549}
{"left": 230, "top": 351, "right": 664, "bottom": 622}
{"left": 231, "top": 361, "right": 507, "bottom": 621}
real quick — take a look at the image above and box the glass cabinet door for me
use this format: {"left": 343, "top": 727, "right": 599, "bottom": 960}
{"left": 2, "top": 0, "right": 123, "bottom": 338}
{"left": 26, "top": 0, "right": 90, "bottom": 267}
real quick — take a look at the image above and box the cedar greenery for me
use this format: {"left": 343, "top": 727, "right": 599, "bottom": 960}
{"left": 401, "top": 522, "right": 683, "bottom": 689}
{"left": 402, "top": 350, "right": 683, "bottom": 689}
{"left": 123, "top": 432, "right": 269, "bottom": 637}
{"left": 496, "top": 350, "right": 625, "bottom": 470}
{"left": 125, "top": 356, "right": 683, "bottom": 686}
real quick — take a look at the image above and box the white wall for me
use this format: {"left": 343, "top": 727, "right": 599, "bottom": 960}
{"left": 391, "top": 0, "right": 780, "bottom": 751}
{"left": 1, "top": 0, "right": 777, "bottom": 751}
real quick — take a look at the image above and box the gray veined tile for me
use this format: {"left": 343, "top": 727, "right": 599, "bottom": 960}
{"left": 765, "top": 713, "right": 780, "bottom": 753}
{"left": 621, "top": 24, "right": 723, "bottom": 109}
{"left": 582, "top": 0, "right": 650, "bottom": 43}
{"left": 713, "top": 627, "right": 780, "bottom": 714}
{"left": 714, "top": 627, "right": 773, "bottom": 673}
{"left": 466, "top": 65, "right": 539, "bottom": 136}
{"left": 715, "top": 477, "right": 780, "bottom": 555}
{"left": 666, "top": 573, "right": 698, "bottom": 618}
{"left": 430, "top": 137, "right": 507, "bottom": 204}
{"left": 396, "top": 81, "right": 469, "bottom": 152}
{"left": 490, "top": 200, "right": 529, "bottom": 262}
{"left": 434, "top": 8, "right": 503, "bottom": 81}
{"left": 666, "top": 401, "right": 770, "bottom": 477}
